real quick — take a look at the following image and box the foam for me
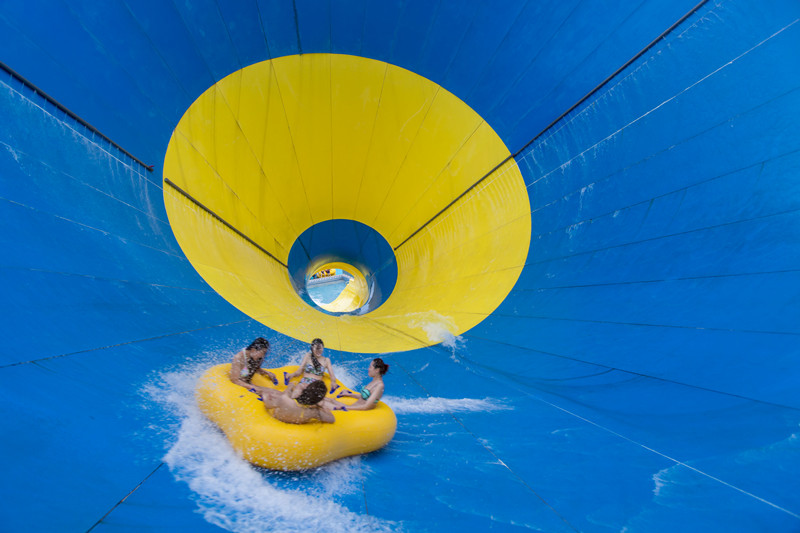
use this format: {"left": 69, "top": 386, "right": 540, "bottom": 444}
{"left": 406, "top": 311, "right": 461, "bottom": 346}
{"left": 141, "top": 356, "right": 398, "bottom": 533}
{"left": 383, "top": 395, "right": 512, "bottom": 414}
{"left": 329, "top": 363, "right": 360, "bottom": 390}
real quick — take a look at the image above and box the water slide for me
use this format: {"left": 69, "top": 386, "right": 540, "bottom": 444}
{"left": 2, "top": 1, "right": 799, "bottom": 531}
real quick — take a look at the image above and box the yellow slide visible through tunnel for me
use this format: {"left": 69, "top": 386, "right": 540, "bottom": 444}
{"left": 163, "top": 54, "right": 531, "bottom": 353}
{"left": 312, "top": 262, "right": 370, "bottom": 314}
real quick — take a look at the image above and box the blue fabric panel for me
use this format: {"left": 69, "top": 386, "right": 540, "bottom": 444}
{"left": 165, "top": 0, "right": 243, "bottom": 82}
{"left": 0, "top": 355, "right": 164, "bottom": 531}
{"left": 460, "top": 335, "right": 800, "bottom": 531}
{"left": 383, "top": 0, "right": 440, "bottom": 72}
{"left": 498, "top": 271, "right": 800, "bottom": 334}
{"left": 360, "top": 0, "right": 407, "bottom": 63}
{"left": 356, "top": 348, "right": 588, "bottom": 532}
{"left": 437, "top": 1, "right": 527, "bottom": 103}
{"left": 0, "top": 19, "right": 156, "bottom": 165}
{"left": 470, "top": 313, "right": 800, "bottom": 408}
{"left": 121, "top": 0, "right": 217, "bottom": 99}
{"left": 0, "top": 76, "right": 232, "bottom": 361}
{"left": 295, "top": 0, "right": 332, "bottom": 53}
{"left": 0, "top": 1, "right": 172, "bottom": 164}
{"left": 411, "top": 0, "right": 479, "bottom": 87}
{"left": 256, "top": 0, "right": 303, "bottom": 58}
{"left": 215, "top": 0, "right": 272, "bottom": 69}
{"left": 329, "top": 0, "right": 367, "bottom": 56}
{"left": 55, "top": 1, "right": 190, "bottom": 129}
{"left": 0, "top": 320, "right": 268, "bottom": 532}
{"left": 464, "top": 0, "right": 583, "bottom": 112}
{"left": 91, "top": 465, "right": 225, "bottom": 532}
{"left": 501, "top": 0, "right": 703, "bottom": 151}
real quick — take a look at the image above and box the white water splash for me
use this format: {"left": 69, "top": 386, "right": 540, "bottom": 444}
{"left": 651, "top": 466, "right": 671, "bottom": 496}
{"left": 566, "top": 221, "right": 584, "bottom": 239}
{"left": 383, "top": 395, "right": 512, "bottom": 415}
{"left": 141, "top": 358, "right": 398, "bottom": 533}
{"left": 440, "top": 330, "right": 465, "bottom": 351}
{"left": 1, "top": 141, "right": 22, "bottom": 163}
{"left": 646, "top": 425, "right": 800, "bottom": 517}
{"left": 330, "top": 363, "right": 360, "bottom": 390}
{"left": 578, "top": 182, "right": 594, "bottom": 210}
{"left": 407, "top": 311, "right": 461, "bottom": 346}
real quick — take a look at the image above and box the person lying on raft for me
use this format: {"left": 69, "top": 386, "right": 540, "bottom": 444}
{"left": 249, "top": 380, "right": 335, "bottom": 424}
{"left": 326, "top": 358, "right": 389, "bottom": 411}
{"left": 229, "top": 337, "right": 277, "bottom": 389}
{"left": 284, "top": 338, "right": 339, "bottom": 395}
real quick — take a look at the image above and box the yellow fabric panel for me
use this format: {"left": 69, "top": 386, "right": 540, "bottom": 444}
{"left": 371, "top": 91, "right": 484, "bottom": 238}
{"left": 173, "top": 86, "right": 217, "bottom": 176}
{"left": 397, "top": 161, "right": 530, "bottom": 273}
{"left": 386, "top": 121, "right": 513, "bottom": 245}
{"left": 166, "top": 133, "right": 286, "bottom": 261}
{"left": 163, "top": 54, "right": 531, "bottom": 353}
{"left": 258, "top": 62, "right": 313, "bottom": 251}
{"left": 355, "top": 63, "right": 439, "bottom": 228}
{"left": 330, "top": 56, "right": 386, "bottom": 220}
{"left": 165, "top": 191, "right": 290, "bottom": 306}
{"left": 231, "top": 63, "right": 272, "bottom": 167}
{"left": 271, "top": 55, "right": 334, "bottom": 224}
{"left": 164, "top": 195, "right": 404, "bottom": 349}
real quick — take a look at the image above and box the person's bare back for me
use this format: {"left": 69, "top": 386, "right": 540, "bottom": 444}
{"left": 252, "top": 382, "right": 334, "bottom": 424}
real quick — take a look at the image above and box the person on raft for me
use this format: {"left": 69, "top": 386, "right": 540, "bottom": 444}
{"left": 250, "top": 380, "right": 335, "bottom": 424}
{"left": 229, "top": 337, "right": 277, "bottom": 389}
{"left": 285, "top": 338, "right": 339, "bottom": 396}
{"left": 326, "top": 358, "right": 389, "bottom": 411}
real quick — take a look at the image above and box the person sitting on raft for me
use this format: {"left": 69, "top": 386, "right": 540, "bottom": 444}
{"left": 229, "top": 337, "right": 277, "bottom": 389}
{"left": 285, "top": 338, "right": 339, "bottom": 395}
{"left": 328, "top": 358, "right": 389, "bottom": 411}
{"left": 249, "top": 380, "right": 335, "bottom": 424}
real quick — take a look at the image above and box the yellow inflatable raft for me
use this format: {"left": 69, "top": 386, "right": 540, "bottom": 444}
{"left": 196, "top": 364, "right": 397, "bottom": 470}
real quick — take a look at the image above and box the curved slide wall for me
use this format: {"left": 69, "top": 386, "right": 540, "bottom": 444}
{"left": 1, "top": 1, "right": 799, "bottom": 531}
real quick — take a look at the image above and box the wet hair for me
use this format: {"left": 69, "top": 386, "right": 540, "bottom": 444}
{"left": 247, "top": 337, "right": 269, "bottom": 351}
{"left": 296, "top": 380, "right": 327, "bottom": 405}
{"left": 309, "top": 338, "right": 324, "bottom": 373}
{"left": 372, "top": 358, "right": 389, "bottom": 376}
